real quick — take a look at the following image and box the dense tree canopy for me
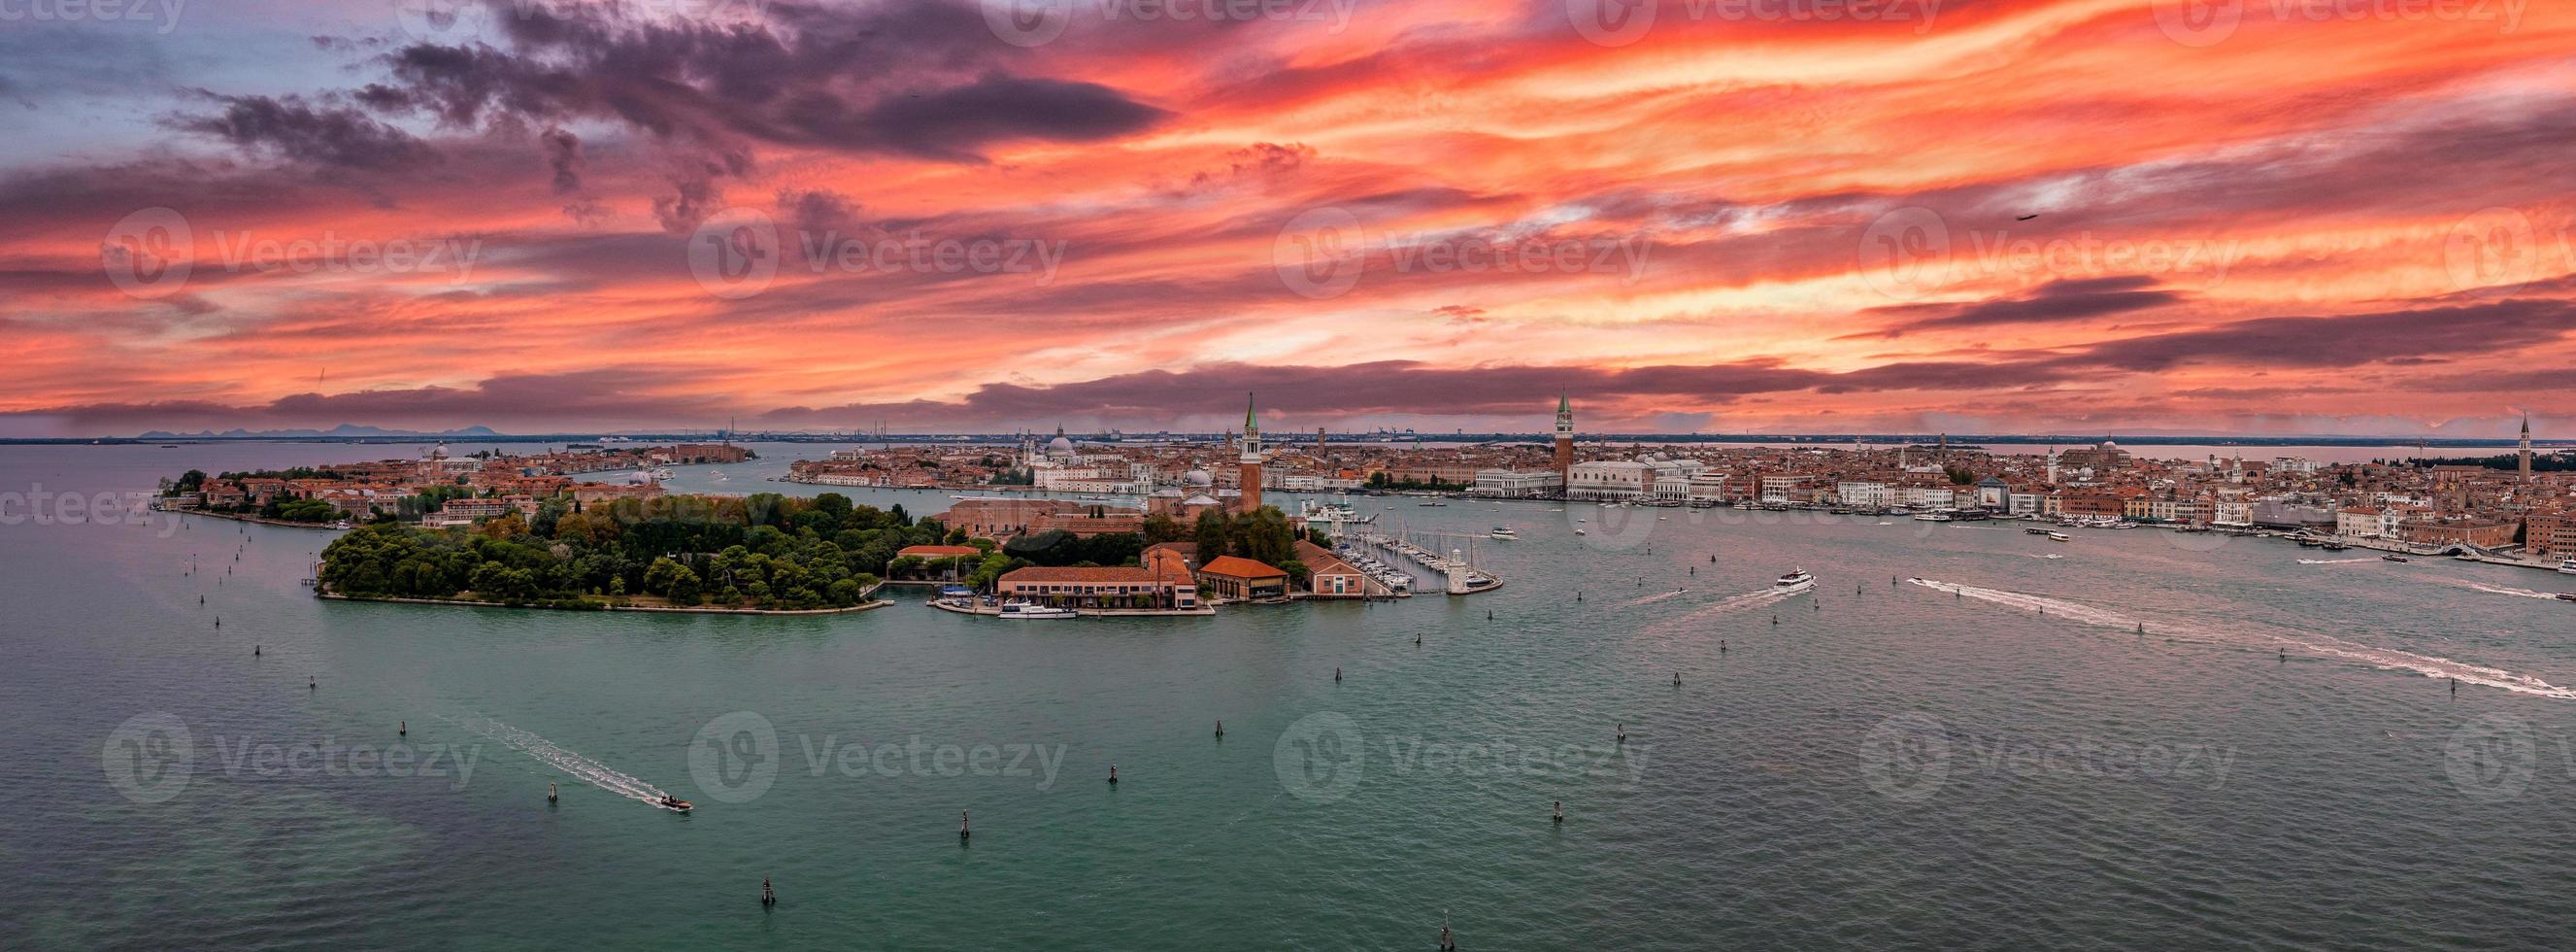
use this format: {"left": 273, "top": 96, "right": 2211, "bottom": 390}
{"left": 318, "top": 492, "right": 928, "bottom": 611}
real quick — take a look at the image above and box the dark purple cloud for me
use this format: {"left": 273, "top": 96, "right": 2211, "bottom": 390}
{"left": 168, "top": 94, "right": 437, "bottom": 171}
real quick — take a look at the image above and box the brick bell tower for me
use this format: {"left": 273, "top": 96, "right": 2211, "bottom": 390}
{"left": 1553, "top": 393, "right": 1575, "bottom": 491}
{"left": 1237, "top": 392, "right": 1263, "bottom": 513}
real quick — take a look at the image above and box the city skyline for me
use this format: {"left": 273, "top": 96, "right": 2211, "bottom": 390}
{"left": 5, "top": 0, "right": 2573, "bottom": 438}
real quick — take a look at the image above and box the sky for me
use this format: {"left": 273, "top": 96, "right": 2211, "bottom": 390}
{"left": 0, "top": 0, "right": 2570, "bottom": 438}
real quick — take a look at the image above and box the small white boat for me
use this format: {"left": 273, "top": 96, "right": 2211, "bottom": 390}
{"left": 1775, "top": 567, "right": 1815, "bottom": 589}
{"left": 1573, "top": 528, "right": 1588, "bottom": 535}
{"left": 996, "top": 602, "right": 1078, "bottom": 620}
{"left": 2048, "top": 531, "right": 2071, "bottom": 542}
{"left": 1489, "top": 527, "right": 1518, "bottom": 540}
{"left": 2559, "top": 559, "right": 2576, "bottom": 575}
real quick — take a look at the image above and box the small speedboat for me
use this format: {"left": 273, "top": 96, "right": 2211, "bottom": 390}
{"left": 2047, "top": 532, "right": 2071, "bottom": 542}
{"left": 2558, "top": 594, "right": 2576, "bottom": 603}
{"left": 657, "top": 795, "right": 693, "bottom": 812}
{"left": 1775, "top": 568, "right": 1815, "bottom": 589}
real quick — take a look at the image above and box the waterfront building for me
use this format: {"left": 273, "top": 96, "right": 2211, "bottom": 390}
{"left": 1567, "top": 460, "right": 1652, "bottom": 500}
{"left": 995, "top": 565, "right": 1198, "bottom": 610}
{"left": 1471, "top": 469, "right": 1564, "bottom": 497}
{"left": 2527, "top": 510, "right": 2574, "bottom": 557}
{"left": 1195, "top": 555, "right": 1288, "bottom": 602}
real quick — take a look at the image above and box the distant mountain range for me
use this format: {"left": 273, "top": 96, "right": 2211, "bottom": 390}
{"left": 136, "top": 425, "right": 503, "bottom": 439}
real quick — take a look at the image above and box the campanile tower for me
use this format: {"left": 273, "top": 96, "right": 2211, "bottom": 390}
{"left": 1238, "top": 393, "right": 1264, "bottom": 513}
{"left": 1554, "top": 393, "right": 1575, "bottom": 490}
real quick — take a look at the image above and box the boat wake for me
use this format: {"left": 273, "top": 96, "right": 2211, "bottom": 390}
{"left": 442, "top": 712, "right": 675, "bottom": 807}
{"left": 2297, "top": 558, "right": 2376, "bottom": 565}
{"left": 1908, "top": 578, "right": 2576, "bottom": 700}
{"left": 1623, "top": 588, "right": 1693, "bottom": 607}
{"left": 1654, "top": 582, "right": 1811, "bottom": 629}
{"left": 2437, "top": 579, "right": 2565, "bottom": 600}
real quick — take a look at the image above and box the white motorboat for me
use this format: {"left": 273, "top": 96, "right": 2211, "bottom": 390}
{"left": 996, "top": 602, "right": 1078, "bottom": 620}
{"left": 1774, "top": 567, "right": 1815, "bottom": 589}
{"left": 1489, "top": 527, "right": 1519, "bottom": 540}
{"left": 2559, "top": 559, "right": 2576, "bottom": 575}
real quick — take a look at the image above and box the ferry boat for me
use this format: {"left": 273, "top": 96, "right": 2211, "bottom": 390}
{"left": 1774, "top": 567, "right": 1815, "bottom": 589}
{"left": 1299, "top": 500, "right": 1374, "bottom": 524}
{"left": 996, "top": 602, "right": 1079, "bottom": 620}
{"left": 1489, "top": 527, "right": 1519, "bottom": 540}
{"left": 1912, "top": 511, "right": 1955, "bottom": 522}
{"left": 2025, "top": 527, "right": 2052, "bottom": 535}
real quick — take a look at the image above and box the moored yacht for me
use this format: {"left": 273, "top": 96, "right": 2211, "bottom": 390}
{"left": 996, "top": 602, "right": 1079, "bottom": 620}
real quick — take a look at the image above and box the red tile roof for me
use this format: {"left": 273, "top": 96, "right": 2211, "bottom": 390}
{"left": 1195, "top": 555, "right": 1285, "bottom": 579}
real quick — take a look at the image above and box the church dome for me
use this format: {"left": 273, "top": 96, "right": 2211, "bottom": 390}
{"left": 1047, "top": 435, "right": 1075, "bottom": 457}
{"left": 1184, "top": 468, "right": 1214, "bottom": 487}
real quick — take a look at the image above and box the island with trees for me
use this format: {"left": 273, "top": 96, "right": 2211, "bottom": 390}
{"left": 317, "top": 493, "right": 933, "bottom": 613}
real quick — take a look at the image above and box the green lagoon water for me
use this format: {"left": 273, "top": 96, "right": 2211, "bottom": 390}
{"left": 6, "top": 443, "right": 2576, "bottom": 949}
